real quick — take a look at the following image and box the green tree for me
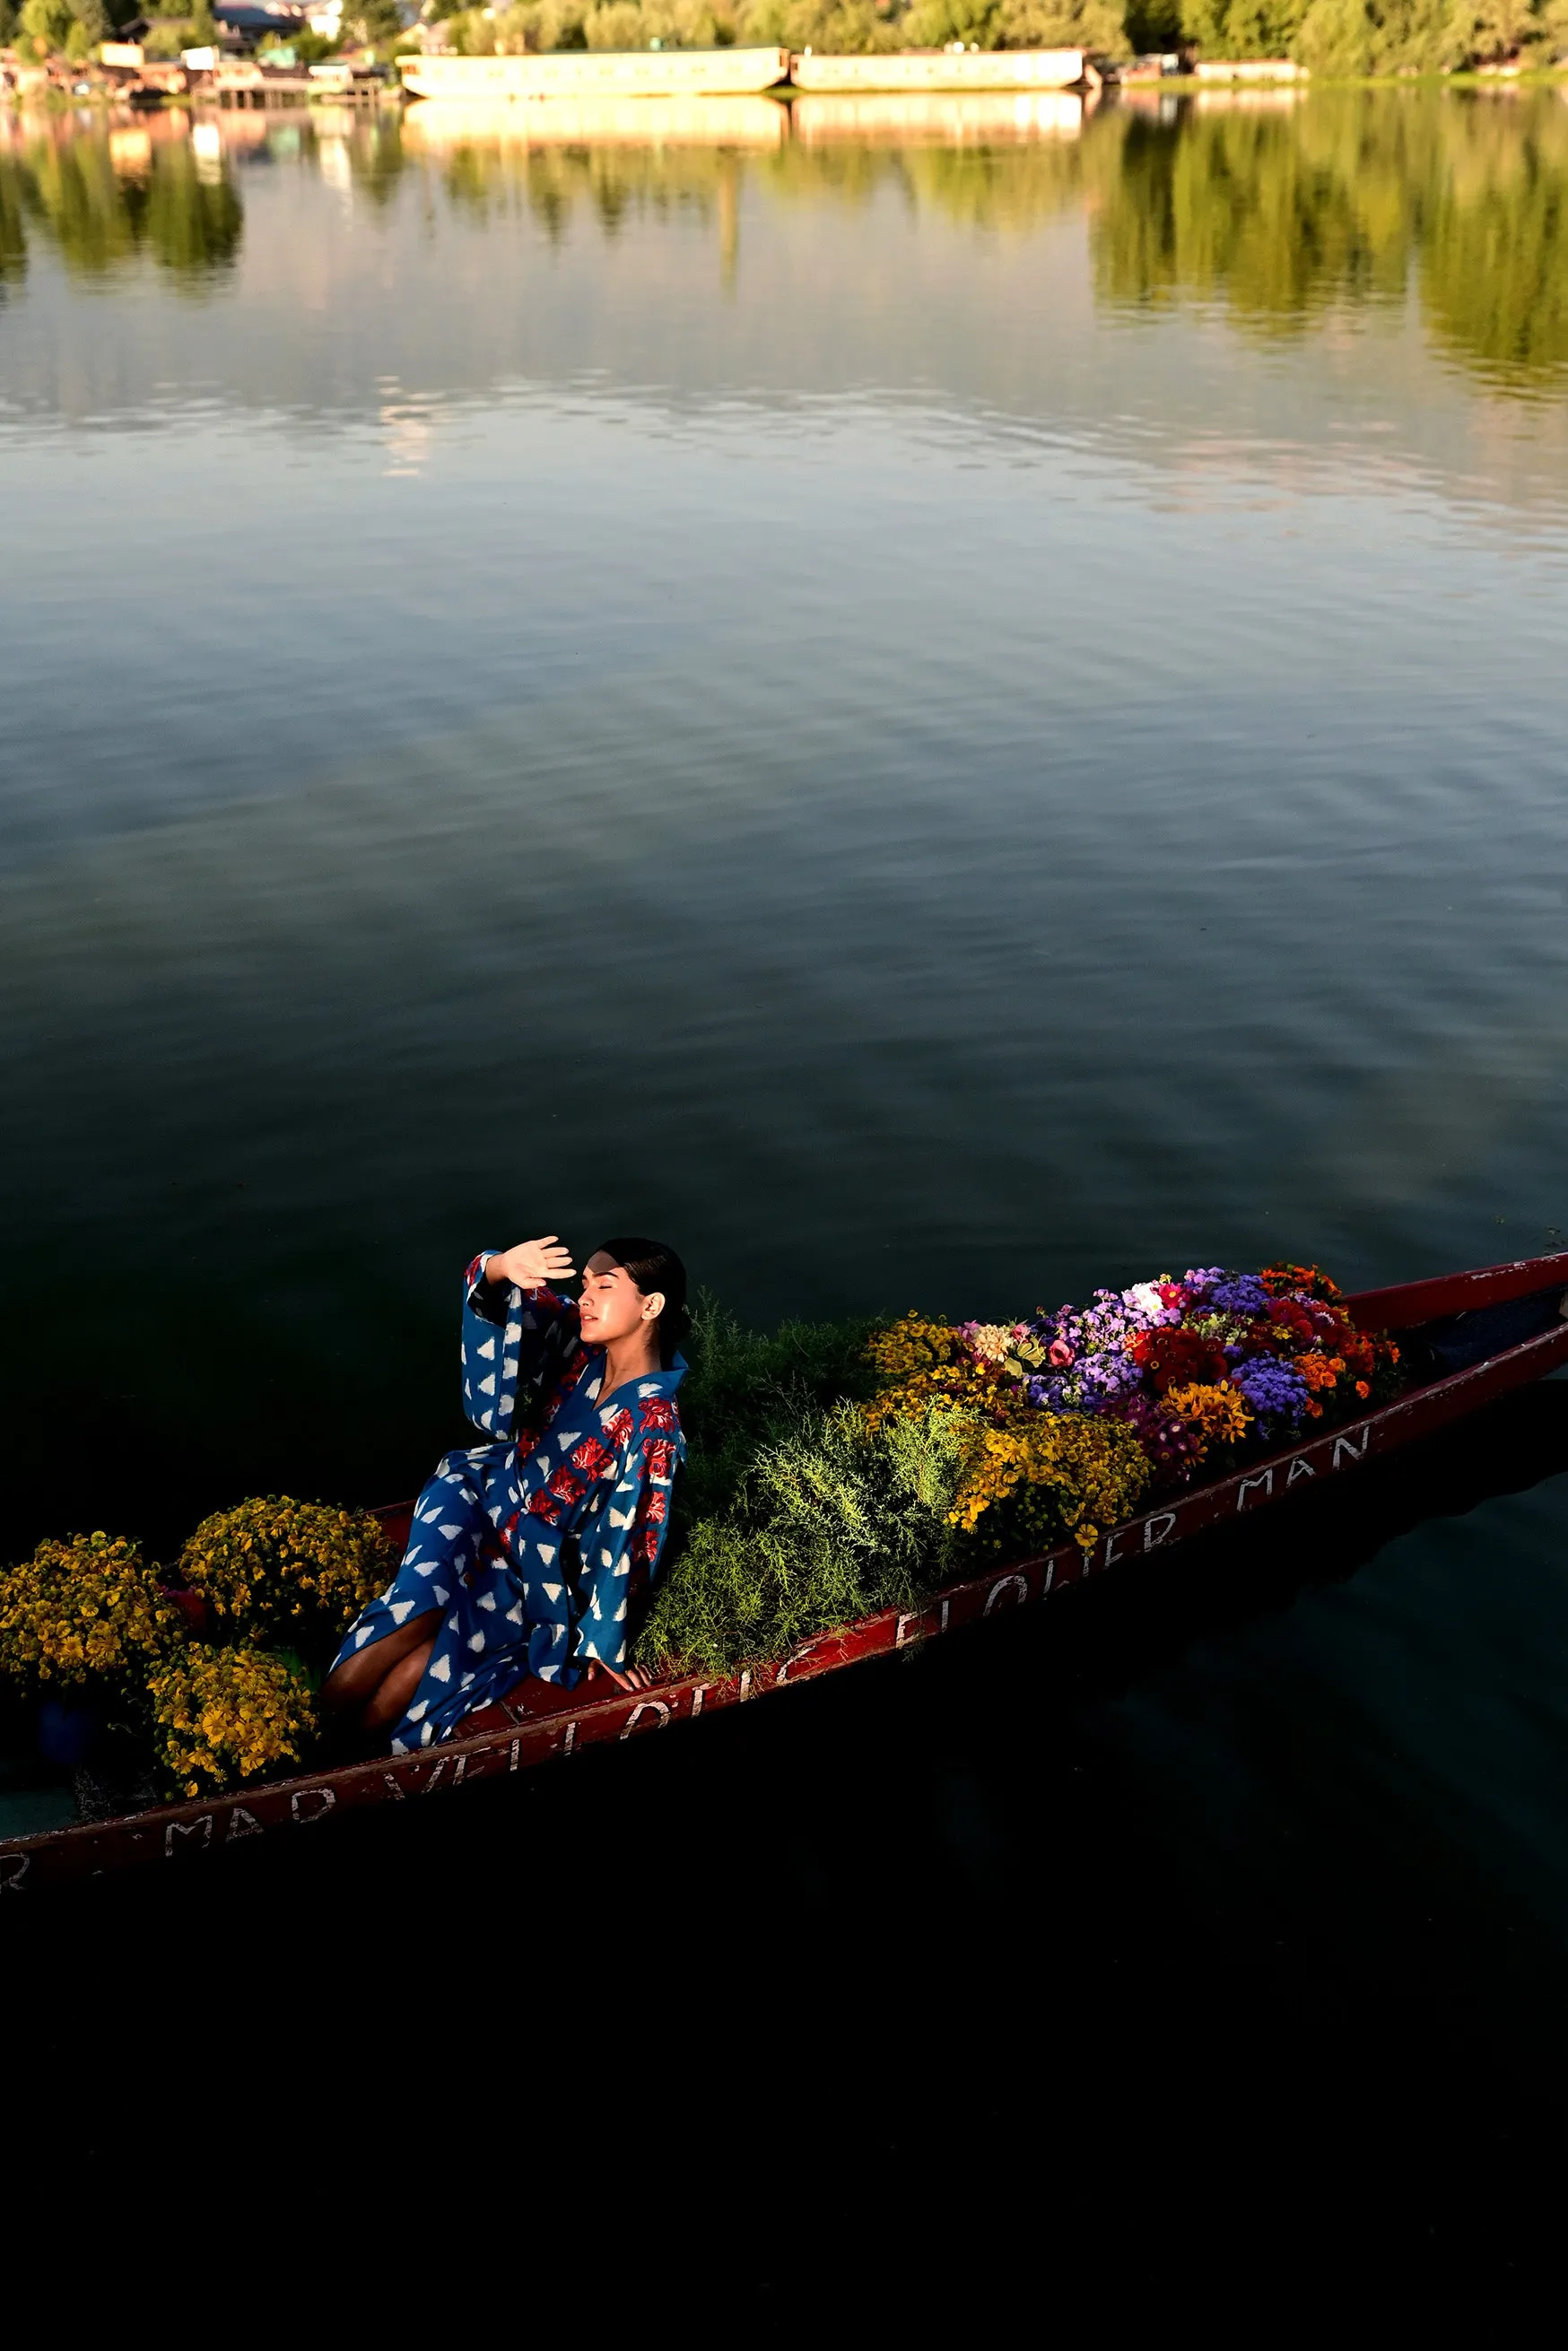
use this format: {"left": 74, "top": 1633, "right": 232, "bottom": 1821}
{"left": 18, "top": 0, "right": 75, "bottom": 53}
{"left": 1179, "top": 0, "right": 1307, "bottom": 55}
{"left": 737, "top": 0, "right": 912, "bottom": 46}
{"left": 583, "top": 0, "right": 727, "bottom": 45}
{"left": 340, "top": 0, "right": 404, "bottom": 41}
{"left": 994, "top": 0, "right": 1127, "bottom": 41}
{"left": 492, "top": 0, "right": 588, "bottom": 45}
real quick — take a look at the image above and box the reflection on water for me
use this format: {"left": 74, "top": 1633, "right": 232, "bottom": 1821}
{"left": 1097, "top": 90, "right": 1568, "bottom": 391}
{"left": 0, "top": 107, "right": 242, "bottom": 288}
{"left": 3, "top": 88, "right": 1568, "bottom": 388}
{"left": 4, "top": 79, "right": 1568, "bottom": 2258}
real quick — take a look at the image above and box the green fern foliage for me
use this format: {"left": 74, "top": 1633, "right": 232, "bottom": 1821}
{"left": 637, "top": 1401, "right": 971, "bottom": 1677}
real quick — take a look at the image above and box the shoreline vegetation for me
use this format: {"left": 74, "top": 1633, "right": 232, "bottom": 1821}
{"left": 0, "top": 1264, "right": 1402, "bottom": 1807}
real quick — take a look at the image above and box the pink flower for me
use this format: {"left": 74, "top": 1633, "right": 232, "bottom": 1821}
{"left": 1049, "top": 1338, "right": 1075, "bottom": 1367}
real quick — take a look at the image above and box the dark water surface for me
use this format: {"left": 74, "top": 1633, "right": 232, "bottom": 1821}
{"left": 3, "top": 88, "right": 1567, "bottom": 2279}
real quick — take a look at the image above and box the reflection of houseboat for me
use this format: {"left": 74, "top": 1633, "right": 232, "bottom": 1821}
{"left": 400, "top": 93, "right": 790, "bottom": 148}
{"left": 398, "top": 48, "right": 791, "bottom": 101}
{"left": 791, "top": 90, "right": 1085, "bottom": 142}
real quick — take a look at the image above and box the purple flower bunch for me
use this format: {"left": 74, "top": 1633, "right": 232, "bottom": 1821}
{"left": 1186, "top": 1268, "right": 1272, "bottom": 1319}
{"left": 1024, "top": 1281, "right": 1180, "bottom": 1415}
{"left": 1226, "top": 1354, "right": 1310, "bottom": 1428}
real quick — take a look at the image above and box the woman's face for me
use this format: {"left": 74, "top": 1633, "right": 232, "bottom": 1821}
{"left": 578, "top": 1252, "right": 664, "bottom": 1349}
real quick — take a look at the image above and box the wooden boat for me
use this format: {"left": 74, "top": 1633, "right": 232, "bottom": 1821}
{"left": 3, "top": 1245, "right": 1565, "bottom": 1894}
{"left": 788, "top": 48, "right": 1088, "bottom": 94}
{"left": 397, "top": 49, "right": 791, "bottom": 104}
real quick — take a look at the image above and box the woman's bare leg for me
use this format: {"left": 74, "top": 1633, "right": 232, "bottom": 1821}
{"left": 359, "top": 1639, "right": 437, "bottom": 1731}
{"left": 321, "top": 1608, "right": 440, "bottom": 1715}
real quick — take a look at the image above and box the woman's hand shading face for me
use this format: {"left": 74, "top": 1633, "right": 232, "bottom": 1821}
{"left": 577, "top": 1251, "right": 665, "bottom": 1348}
{"left": 488, "top": 1236, "right": 578, "bottom": 1291}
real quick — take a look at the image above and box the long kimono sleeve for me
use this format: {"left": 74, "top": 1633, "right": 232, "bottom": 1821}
{"left": 571, "top": 1399, "right": 684, "bottom": 1672}
{"left": 460, "top": 1251, "right": 572, "bottom": 1441}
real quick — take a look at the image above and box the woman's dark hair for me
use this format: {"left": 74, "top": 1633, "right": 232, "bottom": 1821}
{"left": 596, "top": 1236, "right": 689, "bottom": 1367}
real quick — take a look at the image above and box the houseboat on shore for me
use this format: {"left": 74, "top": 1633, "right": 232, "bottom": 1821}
{"left": 788, "top": 48, "right": 1088, "bottom": 93}
{"left": 397, "top": 48, "right": 792, "bottom": 101}
{"left": 396, "top": 47, "right": 1094, "bottom": 106}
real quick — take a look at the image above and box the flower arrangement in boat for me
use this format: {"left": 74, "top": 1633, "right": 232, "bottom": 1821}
{"left": 863, "top": 1262, "right": 1402, "bottom": 1539}
{"left": 174, "top": 1496, "right": 396, "bottom": 1647}
{"left": 146, "top": 1643, "right": 316, "bottom": 1799}
{"left": 0, "top": 1531, "right": 181, "bottom": 1694}
{"left": 0, "top": 1265, "right": 1407, "bottom": 1778}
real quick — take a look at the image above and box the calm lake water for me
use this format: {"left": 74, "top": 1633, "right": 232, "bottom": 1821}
{"left": 3, "top": 85, "right": 1567, "bottom": 2276}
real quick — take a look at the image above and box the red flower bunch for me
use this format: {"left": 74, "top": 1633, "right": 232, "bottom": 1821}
{"left": 1259, "top": 1262, "right": 1343, "bottom": 1303}
{"left": 1130, "top": 1326, "right": 1229, "bottom": 1395}
{"left": 571, "top": 1439, "right": 614, "bottom": 1479}
{"left": 643, "top": 1438, "right": 677, "bottom": 1481}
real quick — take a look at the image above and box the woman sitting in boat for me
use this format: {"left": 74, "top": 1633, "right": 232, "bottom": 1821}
{"left": 323, "top": 1234, "right": 686, "bottom": 1752}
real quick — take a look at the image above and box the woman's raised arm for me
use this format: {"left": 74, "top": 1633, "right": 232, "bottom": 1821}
{"left": 484, "top": 1237, "right": 579, "bottom": 1292}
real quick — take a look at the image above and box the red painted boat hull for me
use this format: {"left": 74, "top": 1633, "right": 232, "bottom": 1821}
{"left": 4, "top": 1250, "right": 1565, "bottom": 1894}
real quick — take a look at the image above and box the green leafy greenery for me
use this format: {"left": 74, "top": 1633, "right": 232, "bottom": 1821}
{"left": 674, "top": 1291, "right": 880, "bottom": 1528}
{"left": 638, "top": 1399, "right": 969, "bottom": 1676}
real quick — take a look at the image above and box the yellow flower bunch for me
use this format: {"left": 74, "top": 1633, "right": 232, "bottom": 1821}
{"left": 867, "top": 1313, "right": 957, "bottom": 1381}
{"left": 948, "top": 1410, "right": 1151, "bottom": 1555}
{"left": 1163, "top": 1380, "right": 1253, "bottom": 1453}
{"left": 0, "top": 1531, "right": 180, "bottom": 1691}
{"left": 863, "top": 1313, "right": 1013, "bottom": 1433}
{"left": 147, "top": 1644, "right": 316, "bottom": 1798}
{"left": 175, "top": 1496, "right": 395, "bottom": 1645}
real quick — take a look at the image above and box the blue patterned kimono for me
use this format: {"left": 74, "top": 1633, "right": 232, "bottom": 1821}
{"left": 335, "top": 1252, "right": 686, "bottom": 1753}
